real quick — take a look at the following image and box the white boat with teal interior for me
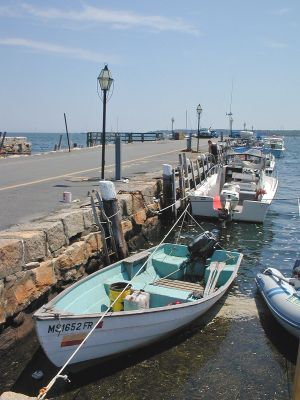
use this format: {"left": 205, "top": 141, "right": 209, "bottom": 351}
{"left": 263, "top": 136, "right": 285, "bottom": 158}
{"left": 256, "top": 263, "right": 300, "bottom": 338}
{"left": 33, "top": 233, "right": 242, "bottom": 368}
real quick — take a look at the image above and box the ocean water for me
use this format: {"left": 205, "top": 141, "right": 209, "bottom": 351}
{"left": 1, "top": 134, "right": 300, "bottom": 399}
{"left": 24, "top": 132, "right": 87, "bottom": 153}
{"left": 12, "top": 130, "right": 297, "bottom": 154}
{"left": 15, "top": 132, "right": 163, "bottom": 153}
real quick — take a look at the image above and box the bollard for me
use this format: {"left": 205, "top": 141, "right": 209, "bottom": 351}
{"left": 186, "top": 134, "right": 192, "bottom": 152}
{"left": 115, "top": 134, "right": 122, "bottom": 180}
{"left": 99, "top": 181, "right": 128, "bottom": 259}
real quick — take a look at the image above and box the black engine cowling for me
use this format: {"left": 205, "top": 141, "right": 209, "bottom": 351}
{"left": 188, "top": 231, "right": 220, "bottom": 260}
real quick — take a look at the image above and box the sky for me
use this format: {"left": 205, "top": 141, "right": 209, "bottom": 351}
{"left": 0, "top": 0, "right": 299, "bottom": 133}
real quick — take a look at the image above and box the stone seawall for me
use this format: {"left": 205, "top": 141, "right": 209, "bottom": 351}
{"left": 0, "top": 178, "right": 161, "bottom": 335}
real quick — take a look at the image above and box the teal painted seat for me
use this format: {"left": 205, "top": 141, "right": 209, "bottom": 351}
{"left": 145, "top": 283, "right": 195, "bottom": 308}
{"left": 144, "top": 283, "right": 192, "bottom": 301}
{"left": 151, "top": 244, "right": 189, "bottom": 280}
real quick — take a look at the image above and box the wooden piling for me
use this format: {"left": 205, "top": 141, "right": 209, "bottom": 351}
{"left": 58, "top": 134, "right": 63, "bottom": 150}
{"left": 196, "top": 157, "right": 201, "bottom": 186}
{"left": 99, "top": 181, "right": 128, "bottom": 259}
{"left": 182, "top": 153, "right": 190, "bottom": 190}
{"left": 64, "top": 113, "right": 71, "bottom": 152}
{"left": 162, "top": 164, "right": 174, "bottom": 223}
{"left": 159, "top": 151, "right": 215, "bottom": 218}
{"left": 190, "top": 159, "right": 196, "bottom": 189}
{"left": 172, "top": 168, "right": 177, "bottom": 220}
{"left": 0, "top": 132, "right": 6, "bottom": 152}
{"left": 178, "top": 166, "right": 185, "bottom": 206}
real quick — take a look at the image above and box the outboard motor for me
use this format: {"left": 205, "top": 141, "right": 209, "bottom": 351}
{"left": 220, "top": 183, "right": 240, "bottom": 211}
{"left": 188, "top": 231, "right": 221, "bottom": 260}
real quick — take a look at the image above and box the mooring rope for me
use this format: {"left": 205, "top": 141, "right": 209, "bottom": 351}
{"left": 37, "top": 204, "right": 190, "bottom": 399}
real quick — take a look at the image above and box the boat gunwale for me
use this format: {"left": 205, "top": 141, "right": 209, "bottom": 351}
{"left": 33, "top": 250, "right": 243, "bottom": 321}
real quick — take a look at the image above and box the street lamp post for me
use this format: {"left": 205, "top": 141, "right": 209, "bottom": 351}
{"left": 171, "top": 117, "right": 175, "bottom": 139}
{"left": 196, "top": 104, "right": 203, "bottom": 153}
{"left": 98, "top": 65, "right": 114, "bottom": 180}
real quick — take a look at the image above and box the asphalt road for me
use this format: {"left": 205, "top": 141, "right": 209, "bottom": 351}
{"left": 0, "top": 138, "right": 210, "bottom": 230}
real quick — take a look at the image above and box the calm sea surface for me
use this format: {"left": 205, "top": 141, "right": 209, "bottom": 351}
{"left": 1, "top": 134, "right": 300, "bottom": 399}
{"left": 13, "top": 130, "right": 298, "bottom": 154}
{"left": 15, "top": 132, "right": 162, "bottom": 153}
{"left": 25, "top": 132, "right": 89, "bottom": 153}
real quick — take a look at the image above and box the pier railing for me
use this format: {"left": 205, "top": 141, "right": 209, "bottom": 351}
{"left": 86, "top": 131, "right": 165, "bottom": 147}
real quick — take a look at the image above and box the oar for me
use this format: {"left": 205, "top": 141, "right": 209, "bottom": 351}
{"left": 204, "top": 262, "right": 218, "bottom": 297}
{"left": 208, "top": 262, "right": 226, "bottom": 294}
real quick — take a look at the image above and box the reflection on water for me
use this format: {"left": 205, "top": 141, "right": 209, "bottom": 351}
{"left": 2, "top": 137, "right": 300, "bottom": 399}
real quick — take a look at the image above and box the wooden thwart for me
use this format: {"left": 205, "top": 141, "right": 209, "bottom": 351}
{"left": 152, "top": 278, "right": 204, "bottom": 292}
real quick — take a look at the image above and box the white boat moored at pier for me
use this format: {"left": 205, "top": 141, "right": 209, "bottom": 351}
{"left": 189, "top": 149, "right": 278, "bottom": 223}
{"left": 263, "top": 136, "right": 285, "bottom": 158}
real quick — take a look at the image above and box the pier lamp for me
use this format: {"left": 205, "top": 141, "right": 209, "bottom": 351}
{"left": 98, "top": 65, "right": 114, "bottom": 180}
{"left": 171, "top": 117, "right": 175, "bottom": 139}
{"left": 196, "top": 104, "right": 203, "bottom": 153}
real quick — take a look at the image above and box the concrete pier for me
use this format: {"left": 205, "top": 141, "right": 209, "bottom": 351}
{"left": 0, "top": 137, "right": 215, "bottom": 399}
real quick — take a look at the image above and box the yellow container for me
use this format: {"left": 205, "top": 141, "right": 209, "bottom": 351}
{"left": 109, "top": 282, "right": 132, "bottom": 312}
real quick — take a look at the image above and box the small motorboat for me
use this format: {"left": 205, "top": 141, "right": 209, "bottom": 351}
{"left": 33, "top": 232, "right": 243, "bottom": 368}
{"left": 263, "top": 136, "right": 285, "bottom": 158}
{"left": 189, "top": 149, "right": 278, "bottom": 223}
{"left": 239, "top": 130, "right": 255, "bottom": 140}
{"left": 255, "top": 261, "right": 300, "bottom": 338}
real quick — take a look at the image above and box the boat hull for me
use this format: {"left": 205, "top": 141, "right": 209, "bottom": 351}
{"left": 271, "top": 149, "right": 285, "bottom": 158}
{"left": 256, "top": 269, "right": 300, "bottom": 338}
{"left": 190, "top": 176, "right": 278, "bottom": 223}
{"left": 35, "top": 292, "right": 225, "bottom": 367}
{"left": 190, "top": 195, "right": 270, "bottom": 223}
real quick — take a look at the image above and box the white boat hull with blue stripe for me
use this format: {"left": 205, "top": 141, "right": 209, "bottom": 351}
{"left": 255, "top": 268, "right": 300, "bottom": 338}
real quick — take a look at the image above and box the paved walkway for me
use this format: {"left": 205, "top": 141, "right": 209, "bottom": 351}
{"left": 0, "top": 138, "right": 211, "bottom": 230}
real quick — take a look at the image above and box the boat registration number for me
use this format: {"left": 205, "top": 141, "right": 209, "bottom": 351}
{"left": 48, "top": 321, "right": 93, "bottom": 334}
